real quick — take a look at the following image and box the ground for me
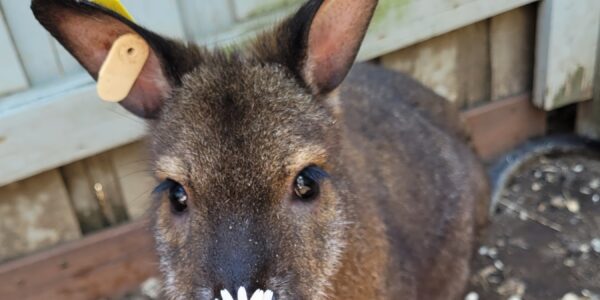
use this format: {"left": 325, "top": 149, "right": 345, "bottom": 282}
{"left": 467, "top": 154, "right": 600, "bottom": 300}
{"left": 118, "top": 153, "right": 600, "bottom": 300}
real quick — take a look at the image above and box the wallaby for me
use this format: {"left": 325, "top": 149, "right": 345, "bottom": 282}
{"left": 32, "top": 0, "right": 489, "bottom": 299}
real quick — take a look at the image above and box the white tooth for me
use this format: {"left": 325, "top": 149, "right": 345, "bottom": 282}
{"left": 220, "top": 289, "right": 234, "bottom": 300}
{"left": 238, "top": 287, "right": 248, "bottom": 300}
{"left": 249, "top": 290, "right": 264, "bottom": 300}
{"left": 263, "top": 290, "right": 274, "bottom": 300}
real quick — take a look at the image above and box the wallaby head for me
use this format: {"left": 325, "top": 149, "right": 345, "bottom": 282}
{"left": 32, "top": 0, "right": 378, "bottom": 298}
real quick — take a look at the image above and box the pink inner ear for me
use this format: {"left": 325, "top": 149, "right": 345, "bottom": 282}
{"left": 56, "top": 11, "right": 132, "bottom": 78}
{"left": 305, "top": 0, "right": 377, "bottom": 93}
{"left": 123, "top": 53, "right": 171, "bottom": 117}
{"left": 52, "top": 6, "right": 170, "bottom": 117}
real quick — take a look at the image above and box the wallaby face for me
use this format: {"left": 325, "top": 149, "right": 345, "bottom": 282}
{"left": 33, "top": 0, "right": 488, "bottom": 299}
{"left": 150, "top": 61, "right": 346, "bottom": 299}
{"left": 32, "top": 0, "right": 379, "bottom": 298}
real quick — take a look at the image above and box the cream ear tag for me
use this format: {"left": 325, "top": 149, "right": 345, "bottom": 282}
{"left": 97, "top": 33, "right": 149, "bottom": 102}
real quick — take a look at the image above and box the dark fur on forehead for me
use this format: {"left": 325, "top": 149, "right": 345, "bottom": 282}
{"left": 151, "top": 55, "right": 333, "bottom": 170}
{"left": 31, "top": 0, "right": 204, "bottom": 85}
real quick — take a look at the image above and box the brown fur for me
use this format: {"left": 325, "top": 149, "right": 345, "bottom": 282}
{"left": 32, "top": 0, "right": 489, "bottom": 299}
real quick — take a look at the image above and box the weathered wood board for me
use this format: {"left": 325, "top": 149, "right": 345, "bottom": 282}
{"left": 576, "top": 28, "right": 600, "bottom": 139}
{"left": 202, "top": 0, "right": 538, "bottom": 60}
{"left": 0, "top": 170, "right": 81, "bottom": 262}
{"left": 176, "top": 0, "right": 235, "bottom": 41}
{"left": 463, "top": 94, "right": 546, "bottom": 160}
{"left": 121, "top": 0, "right": 186, "bottom": 39}
{"left": 0, "top": 9, "right": 28, "bottom": 97}
{"left": 111, "top": 142, "right": 156, "bottom": 220}
{"left": 534, "top": 0, "right": 600, "bottom": 110}
{"left": 0, "top": 220, "right": 157, "bottom": 300}
{"left": 381, "top": 21, "right": 491, "bottom": 108}
{"left": 61, "top": 161, "right": 107, "bottom": 234}
{"left": 0, "top": 0, "right": 63, "bottom": 85}
{"left": 360, "top": 0, "right": 538, "bottom": 60}
{"left": 83, "top": 153, "right": 129, "bottom": 225}
{"left": 232, "top": 0, "right": 301, "bottom": 21}
{"left": 0, "top": 75, "right": 147, "bottom": 187}
{"left": 490, "top": 4, "right": 537, "bottom": 101}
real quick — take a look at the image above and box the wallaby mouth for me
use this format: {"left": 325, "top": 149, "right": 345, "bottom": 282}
{"left": 216, "top": 287, "right": 274, "bottom": 300}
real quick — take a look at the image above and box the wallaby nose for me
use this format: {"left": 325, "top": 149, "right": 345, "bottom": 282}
{"left": 211, "top": 221, "right": 267, "bottom": 294}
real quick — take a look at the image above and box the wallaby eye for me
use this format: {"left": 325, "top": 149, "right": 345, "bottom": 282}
{"left": 154, "top": 179, "right": 188, "bottom": 214}
{"left": 169, "top": 182, "right": 188, "bottom": 213}
{"left": 293, "top": 166, "right": 328, "bottom": 201}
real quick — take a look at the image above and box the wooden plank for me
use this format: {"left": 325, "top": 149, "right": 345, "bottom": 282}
{"left": 204, "top": 0, "right": 537, "bottom": 60}
{"left": 576, "top": 27, "right": 600, "bottom": 139}
{"left": 0, "top": 9, "right": 28, "bottom": 96}
{"left": 84, "top": 153, "right": 129, "bottom": 225}
{"left": 359, "top": 0, "right": 538, "bottom": 60}
{"left": 196, "top": 5, "right": 297, "bottom": 48}
{"left": 456, "top": 21, "right": 491, "bottom": 108}
{"left": 60, "top": 162, "right": 107, "bottom": 234}
{"left": 380, "top": 21, "right": 490, "bottom": 108}
{"left": 463, "top": 93, "right": 547, "bottom": 160}
{"left": 111, "top": 142, "right": 156, "bottom": 220}
{"left": 121, "top": 0, "right": 186, "bottom": 39}
{"left": 490, "top": 4, "right": 536, "bottom": 101}
{"left": 0, "top": 0, "right": 63, "bottom": 85}
{"left": 381, "top": 30, "right": 462, "bottom": 105}
{"left": 533, "top": 0, "right": 600, "bottom": 110}
{"left": 0, "top": 220, "right": 157, "bottom": 300}
{"left": 176, "top": 0, "right": 235, "bottom": 41}
{"left": 0, "top": 170, "right": 81, "bottom": 263}
{"left": 62, "top": 151, "right": 135, "bottom": 234}
{"left": 53, "top": 41, "right": 84, "bottom": 76}
{"left": 232, "top": 0, "right": 302, "bottom": 20}
{"left": 0, "top": 75, "right": 147, "bottom": 187}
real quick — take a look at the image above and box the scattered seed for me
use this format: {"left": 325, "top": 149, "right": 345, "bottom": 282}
{"left": 564, "top": 258, "right": 576, "bottom": 267}
{"left": 464, "top": 292, "right": 479, "bottom": 300}
{"left": 551, "top": 196, "right": 565, "bottom": 208}
{"left": 579, "top": 244, "right": 591, "bottom": 254}
{"left": 591, "top": 239, "right": 600, "bottom": 253}
{"left": 580, "top": 186, "right": 592, "bottom": 195}
{"left": 572, "top": 164, "right": 584, "bottom": 173}
{"left": 561, "top": 292, "right": 581, "bottom": 300}
{"left": 494, "top": 260, "right": 504, "bottom": 270}
{"left": 565, "top": 199, "right": 581, "bottom": 213}
{"left": 478, "top": 246, "right": 489, "bottom": 256}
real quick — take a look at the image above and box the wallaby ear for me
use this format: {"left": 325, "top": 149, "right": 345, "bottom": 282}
{"left": 303, "top": 0, "right": 378, "bottom": 94}
{"left": 31, "top": 0, "right": 197, "bottom": 118}
{"left": 254, "top": 0, "right": 378, "bottom": 95}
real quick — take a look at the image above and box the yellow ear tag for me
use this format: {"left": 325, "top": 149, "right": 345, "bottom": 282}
{"left": 91, "top": 0, "right": 135, "bottom": 21}
{"left": 97, "top": 33, "right": 150, "bottom": 102}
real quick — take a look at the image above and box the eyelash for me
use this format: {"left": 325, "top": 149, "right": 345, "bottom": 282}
{"left": 301, "top": 166, "right": 329, "bottom": 182}
{"left": 153, "top": 179, "right": 177, "bottom": 195}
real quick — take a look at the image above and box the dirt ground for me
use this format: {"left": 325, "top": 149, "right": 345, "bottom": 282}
{"left": 466, "top": 154, "right": 600, "bottom": 300}
{"left": 119, "top": 153, "right": 600, "bottom": 300}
